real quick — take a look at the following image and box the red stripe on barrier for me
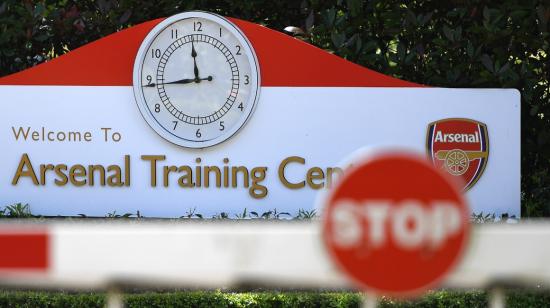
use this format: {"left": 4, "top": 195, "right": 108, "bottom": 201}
{"left": 0, "top": 17, "right": 422, "bottom": 87}
{"left": 0, "top": 232, "right": 49, "bottom": 271}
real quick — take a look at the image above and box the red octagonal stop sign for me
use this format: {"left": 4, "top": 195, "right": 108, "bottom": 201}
{"left": 322, "top": 151, "right": 470, "bottom": 297}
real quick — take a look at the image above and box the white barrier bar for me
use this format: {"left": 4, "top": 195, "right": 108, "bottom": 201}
{"left": 0, "top": 221, "right": 546, "bottom": 290}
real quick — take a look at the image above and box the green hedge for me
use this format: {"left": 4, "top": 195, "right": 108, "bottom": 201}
{"left": 0, "top": 291, "right": 104, "bottom": 308}
{"left": 0, "top": 290, "right": 550, "bottom": 307}
{"left": 125, "top": 291, "right": 361, "bottom": 308}
{"left": 0, "top": 1, "right": 548, "bottom": 216}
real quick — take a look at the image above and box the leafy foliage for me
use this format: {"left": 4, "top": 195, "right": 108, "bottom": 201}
{"left": 378, "top": 290, "right": 488, "bottom": 307}
{"left": 0, "top": 290, "right": 104, "bottom": 308}
{"left": 295, "top": 209, "right": 318, "bottom": 220}
{"left": 0, "top": 203, "right": 33, "bottom": 218}
{"left": 0, "top": 290, "right": 549, "bottom": 307}
{"left": 181, "top": 207, "right": 204, "bottom": 219}
{"left": 1, "top": 204, "right": 516, "bottom": 222}
{"left": 0, "top": 0, "right": 548, "bottom": 216}
{"left": 250, "top": 208, "right": 291, "bottom": 219}
{"left": 105, "top": 210, "right": 134, "bottom": 218}
{"left": 125, "top": 290, "right": 361, "bottom": 308}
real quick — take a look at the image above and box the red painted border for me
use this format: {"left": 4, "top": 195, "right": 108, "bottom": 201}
{"left": 0, "top": 17, "right": 422, "bottom": 87}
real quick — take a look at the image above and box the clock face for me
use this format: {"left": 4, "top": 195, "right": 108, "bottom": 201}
{"left": 133, "top": 11, "right": 260, "bottom": 148}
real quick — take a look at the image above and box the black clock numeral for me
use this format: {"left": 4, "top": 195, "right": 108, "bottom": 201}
{"left": 238, "top": 102, "right": 244, "bottom": 111}
{"left": 154, "top": 104, "right": 161, "bottom": 113}
{"left": 151, "top": 48, "right": 161, "bottom": 58}
{"left": 194, "top": 21, "right": 202, "bottom": 32}
{"left": 244, "top": 75, "right": 249, "bottom": 85}
{"left": 236, "top": 45, "right": 242, "bottom": 55}
{"left": 172, "top": 121, "right": 178, "bottom": 130}
{"left": 146, "top": 75, "right": 152, "bottom": 85}
{"left": 219, "top": 121, "right": 225, "bottom": 131}
{"left": 171, "top": 29, "right": 178, "bottom": 39}
{"left": 196, "top": 129, "right": 202, "bottom": 138}
{"left": 219, "top": 27, "right": 222, "bottom": 37}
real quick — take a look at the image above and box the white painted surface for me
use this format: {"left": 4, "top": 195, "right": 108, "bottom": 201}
{"left": 0, "top": 221, "right": 547, "bottom": 290}
{"left": 0, "top": 86, "right": 520, "bottom": 217}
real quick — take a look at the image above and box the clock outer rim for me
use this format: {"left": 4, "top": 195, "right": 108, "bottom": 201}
{"left": 132, "top": 11, "right": 261, "bottom": 149}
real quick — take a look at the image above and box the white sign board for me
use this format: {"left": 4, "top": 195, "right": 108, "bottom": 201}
{"left": 0, "top": 12, "right": 520, "bottom": 217}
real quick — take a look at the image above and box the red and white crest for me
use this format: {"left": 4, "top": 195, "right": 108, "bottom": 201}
{"left": 427, "top": 118, "right": 489, "bottom": 190}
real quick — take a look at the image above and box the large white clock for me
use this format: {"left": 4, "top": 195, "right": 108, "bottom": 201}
{"left": 133, "top": 11, "right": 260, "bottom": 148}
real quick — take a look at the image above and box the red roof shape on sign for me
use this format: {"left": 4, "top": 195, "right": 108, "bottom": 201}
{"left": 0, "top": 17, "right": 423, "bottom": 87}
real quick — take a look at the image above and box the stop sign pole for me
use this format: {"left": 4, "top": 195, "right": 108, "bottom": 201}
{"left": 322, "top": 150, "right": 470, "bottom": 299}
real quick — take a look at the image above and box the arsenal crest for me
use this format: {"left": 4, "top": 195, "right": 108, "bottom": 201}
{"left": 427, "top": 118, "right": 489, "bottom": 190}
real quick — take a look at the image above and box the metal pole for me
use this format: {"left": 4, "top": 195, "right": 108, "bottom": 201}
{"left": 489, "top": 288, "right": 505, "bottom": 308}
{"left": 361, "top": 292, "right": 378, "bottom": 308}
{"left": 106, "top": 287, "right": 124, "bottom": 308}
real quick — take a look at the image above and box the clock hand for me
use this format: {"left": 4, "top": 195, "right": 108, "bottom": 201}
{"left": 142, "top": 76, "right": 213, "bottom": 87}
{"left": 191, "top": 38, "right": 200, "bottom": 82}
{"left": 143, "top": 78, "right": 194, "bottom": 87}
{"left": 167, "top": 76, "right": 212, "bottom": 84}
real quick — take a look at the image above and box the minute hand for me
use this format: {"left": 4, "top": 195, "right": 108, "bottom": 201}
{"left": 143, "top": 76, "right": 212, "bottom": 87}
{"left": 191, "top": 39, "right": 199, "bottom": 80}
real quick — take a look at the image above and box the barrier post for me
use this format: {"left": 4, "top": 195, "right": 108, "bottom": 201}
{"left": 106, "top": 287, "right": 123, "bottom": 308}
{"left": 361, "top": 292, "right": 378, "bottom": 308}
{"left": 489, "top": 288, "right": 505, "bottom": 308}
